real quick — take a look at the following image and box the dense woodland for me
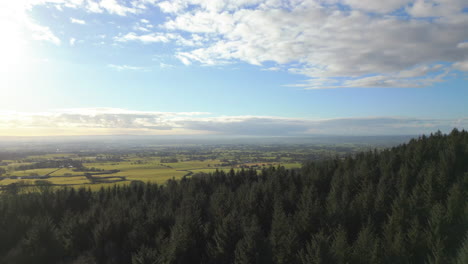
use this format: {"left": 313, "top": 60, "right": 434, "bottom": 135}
{"left": 0, "top": 130, "right": 467, "bottom": 264}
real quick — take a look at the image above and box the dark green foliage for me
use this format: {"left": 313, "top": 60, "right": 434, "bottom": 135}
{"left": 234, "top": 217, "right": 271, "bottom": 264}
{"left": 455, "top": 235, "right": 468, "bottom": 264}
{"left": 3, "top": 216, "right": 65, "bottom": 264}
{"left": 299, "top": 231, "right": 333, "bottom": 264}
{"left": 0, "top": 129, "right": 467, "bottom": 263}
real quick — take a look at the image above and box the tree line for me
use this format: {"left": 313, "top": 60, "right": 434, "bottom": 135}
{"left": 0, "top": 129, "right": 467, "bottom": 263}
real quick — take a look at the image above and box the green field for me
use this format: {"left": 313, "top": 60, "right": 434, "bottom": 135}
{"left": 0, "top": 152, "right": 302, "bottom": 191}
{"left": 1, "top": 142, "right": 362, "bottom": 191}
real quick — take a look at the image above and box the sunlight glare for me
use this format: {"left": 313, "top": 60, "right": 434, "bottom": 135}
{"left": 0, "top": 1, "right": 32, "bottom": 107}
{"left": 0, "top": 22, "right": 29, "bottom": 75}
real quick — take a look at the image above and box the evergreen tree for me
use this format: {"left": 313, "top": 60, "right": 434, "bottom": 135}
{"left": 0, "top": 130, "right": 466, "bottom": 263}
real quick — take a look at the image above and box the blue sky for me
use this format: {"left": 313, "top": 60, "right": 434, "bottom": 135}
{"left": 0, "top": 0, "right": 467, "bottom": 136}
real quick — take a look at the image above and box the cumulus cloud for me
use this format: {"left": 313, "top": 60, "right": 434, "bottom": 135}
{"left": 150, "top": 0, "right": 468, "bottom": 89}
{"left": 406, "top": 0, "right": 467, "bottom": 18}
{"left": 70, "top": 17, "right": 85, "bottom": 24}
{"left": 289, "top": 64, "right": 450, "bottom": 89}
{"left": 114, "top": 31, "right": 204, "bottom": 47}
{"left": 99, "top": 0, "right": 139, "bottom": 16}
{"left": 114, "top": 32, "right": 174, "bottom": 43}
{"left": 24, "top": 0, "right": 147, "bottom": 16}
{"left": 0, "top": 108, "right": 207, "bottom": 132}
{"left": 343, "top": 0, "right": 410, "bottom": 13}
{"left": 13, "top": 0, "right": 468, "bottom": 89}
{"left": 0, "top": 108, "right": 466, "bottom": 136}
{"left": 134, "top": 26, "right": 150, "bottom": 32}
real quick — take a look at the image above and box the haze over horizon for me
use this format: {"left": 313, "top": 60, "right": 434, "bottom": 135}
{"left": 1, "top": 0, "right": 467, "bottom": 137}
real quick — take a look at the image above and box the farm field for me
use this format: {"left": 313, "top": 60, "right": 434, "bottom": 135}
{"left": 0, "top": 142, "right": 373, "bottom": 192}
{"left": 0, "top": 161, "right": 301, "bottom": 190}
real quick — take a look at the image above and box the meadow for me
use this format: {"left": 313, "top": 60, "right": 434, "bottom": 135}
{"left": 0, "top": 146, "right": 308, "bottom": 191}
{"left": 0, "top": 141, "right": 389, "bottom": 191}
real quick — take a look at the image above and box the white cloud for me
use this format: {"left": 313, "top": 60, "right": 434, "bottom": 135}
{"left": 84, "top": 0, "right": 103, "bottom": 13}
{"left": 70, "top": 17, "right": 86, "bottom": 24}
{"left": 397, "top": 64, "right": 443, "bottom": 78}
{"left": 99, "top": 0, "right": 139, "bottom": 16}
{"left": 69, "top": 37, "right": 76, "bottom": 46}
{"left": 159, "top": 62, "right": 175, "bottom": 68}
{"left": 108, "top": 64, "right": 147, "bottom": 71}
{"left": 134, "top": 26, "right": 150, "bottom": 32}
{"left": 0, "top": 108, "right": 465, "bottom": 136}
{"left": 407, "top": 0, "right": 467, "bottom": 18}
{"left": 263, "top": 67, "right": 280, "bottom": 71}
{"left": 23, "top": 0, "right": 148, "bottom": 16}
{"left": 28, "top": 22, "right": 61, "bottom": 45}
{"left": 114, "top": 32, "right": 174, "bottom": 43}
{"left": 0, "top": 2, "right": 63, "bottom": 48}
{"left": 176, "top": 54, "right": 192, "bottom": 65}
{"left": 157, "top": 1, "right": 188, "bottom": 13}
{"left": 114, "top": 31, "right": 203, "bottom": 47}
{"left": 149, "top": 0, "right": 468, "bottom": 88}
{"left": 453, "top": 60, "right": 468, "bottom": 72}
{"left": 10, "top": 0, "right": 468, "bottom": 89}
{"left": 343, "top": 0, "right": 411, "bottom": 13}
{"left": 287, "top": 64, "right": 450, "bottom": 89}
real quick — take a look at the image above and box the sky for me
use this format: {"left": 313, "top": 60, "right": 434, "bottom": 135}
{"left": 0, "top": 0, "right": 467, "bottom": 136}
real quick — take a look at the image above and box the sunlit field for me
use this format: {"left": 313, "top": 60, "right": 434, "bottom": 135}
{"left": 0, "top": 149, "right": 303, "bottom": 191}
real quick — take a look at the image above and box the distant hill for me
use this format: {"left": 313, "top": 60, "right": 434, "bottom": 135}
{"left": 0, "top": 134, "right": 415, "bottom": 152}
{"left": 0, "top": 129, "right": 466, "bottom": 263}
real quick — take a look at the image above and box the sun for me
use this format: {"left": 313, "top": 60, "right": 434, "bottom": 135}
{"left": 0, "top": 21, "right": 30, "bottom": 107}
{"left": 0, "top": 25, "right": 28, "bottom": 72}
{"left": 0, "top": 1, "right": 32, "bottom": 108}
{"left": 0, "top": 2, "right": 30, "bottom": 74}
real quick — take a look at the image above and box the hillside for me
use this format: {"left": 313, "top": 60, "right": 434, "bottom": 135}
{"left": 0, "top": 129, "right": 467, "bottom": 264}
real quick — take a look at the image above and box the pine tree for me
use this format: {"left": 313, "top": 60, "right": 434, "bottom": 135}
{"left": 207, "top": 213, "right": 241, "bottom": 263}
{"left": 351, "top": 223, "right": 381, "bottom": 264}
{"left": 330, "top": 226, "right": 349, "bottom": 264}
{"left": 454, "top": 235, "right": 468, "bottom": 264}
{"left": 269, "top": 200, "right": 299, "bottom": 264}
{"left": 234, "top": 218, "right": 271, "bottom": 264}
{"left": 299, "top": 231, "right": 332, "bottom": 264}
